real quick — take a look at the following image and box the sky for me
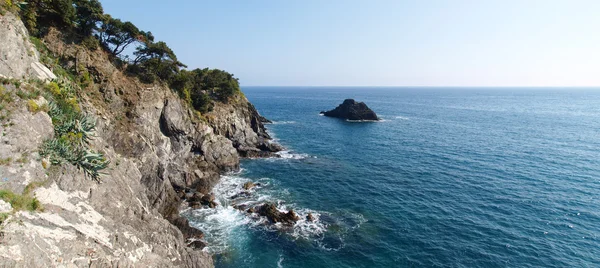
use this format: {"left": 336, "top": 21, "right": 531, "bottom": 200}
{"left": 100, "top": 0, "right": 600, "bottom": 87}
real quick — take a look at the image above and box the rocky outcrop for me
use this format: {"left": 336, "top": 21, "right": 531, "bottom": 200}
{"left": 0, "top": 12, "right": 56, "bottom": 81}
{"left": 208, "top": 98, "right": 283, "bottom": 157}
{"left": 256, "top": 203, "right": 300, "bottom": 225}
{"left": 243, "top": 181, "right": 256, "bottom": 190}
{"left": 0, "top": 12, "right": 279, "bottom": 268}
{"left": 320, "top": 99, "right": 379, "bottom": 121}
{"left": 0, "top": 87, "right": 213, "bottom": 267}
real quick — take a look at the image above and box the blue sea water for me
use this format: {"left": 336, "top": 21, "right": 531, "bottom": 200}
{"left": 184, "top": 87, "right": 600, "bottom": 268}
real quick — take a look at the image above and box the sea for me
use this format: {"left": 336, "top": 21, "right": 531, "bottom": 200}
{"left": 182, "top": 87, "right": 600, "bottom": 268}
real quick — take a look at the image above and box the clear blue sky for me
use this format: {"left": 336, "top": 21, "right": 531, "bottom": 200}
{"left": 100, "top": 0, "right": 600, "bottom": 87}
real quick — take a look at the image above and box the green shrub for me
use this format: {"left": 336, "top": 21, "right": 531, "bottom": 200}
{"left": 0, "top": 157, "right": 11, "bottom": 165}
{"left": 81, "top": 36, "right": 99, "bottom": 51}
{"left": 0, "top": 212, "right": 8, "bottom": 224}
{"left": 0, "top": 85, "right": 13, "bottom": 103}
{"left": 0, "top": 189, "right": 42, "bottom": 212}
{"left": 16, "top": 84, "right": 42, "bottom": 100}
{"left": 39, "top": 79, "right": 109, "bottom": 182}
{"left": 27, "top": 99, "right": 40, "bottom": 112}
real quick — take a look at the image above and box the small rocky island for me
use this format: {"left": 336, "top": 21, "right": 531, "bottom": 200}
{"left": 320, "top": 99, "right": 379, "bottom": 121}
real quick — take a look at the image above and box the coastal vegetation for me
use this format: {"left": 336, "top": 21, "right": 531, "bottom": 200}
{"left": 0, "top": 0, "right": 245, "bottom": 181}
{"left": 38, "top": 79, "right": 109, "bottom": 182}
{"left": 0, "top": 0, "right": 241, "bottom": 115}
{"left": 0, "top": 189, "right": 42, "bottom": 212}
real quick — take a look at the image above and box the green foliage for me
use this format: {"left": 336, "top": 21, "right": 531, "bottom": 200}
{"left": 16, "top": 83, "right": 42, "bottom": 100}
{"left": 29, "top": 36, "right": 47, "bottom": 56}
{"left": 23, "top": 181, "right": 46, "bottom": 196}
{"left": 0, "top": 212, "right": 8, "bottom": 224}
{"left": 167, "top": 68, "right": 240, "bottom": 112}
{"left": 73, "top": 0, "right": 103, "bottom": 36}
{"left": 20, "top": 0, "right": 77, "bottom": 34}
{"left": 129, "top": 41, "right": 186, "bottom": 83}
{"left": 40, "top": 138, "right": 109, "bottom": 181}
{"left": 0, "top": 0, "right": 18, "bottom": 16}
{"left": 200, "top": 68, "right": 240, "bottom": 101}
{"left": 16, "top": 0, "right": 245, "bottom": 120}
{"left": 81, "top": 35, "right": 99, "bottom": 50}
{"left": 0, "top": 157, "right": 11, "bottom": 165}
{"left": 0, "top": 85, "right": 13, "bottom": 103}
{"left": 191, "top": 91, "right": 213, "bottom": 114}
{"left": 27, "top": 99, "right": 40, "bottom": 112}
{"left": 98, "top": 15, "right": 147, "bottom": 57}
{"left": 39, "top": 79, "right": 108, "bottom": 182}
{"left": 0, "top": 189, "right": 42, "bottom": 212}
{"left": 0, "top": 85, "right": 14, "bottom": 121}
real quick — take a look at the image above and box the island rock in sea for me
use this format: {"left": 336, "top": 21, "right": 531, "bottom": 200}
{"left": 320, "top": 99, "right": 379, "bottom": 121}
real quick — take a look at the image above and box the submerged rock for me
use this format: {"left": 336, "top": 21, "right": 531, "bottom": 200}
{"left": 320, "top": 99, "right": 379, "bottom": 121}
{"left": 188, "top": 240, "right": 208, "bottom": 250}
{"left": 257, "top": 203, "right": 300, "bottom": 225}
{"left": 233, "top": 204, "right": 248, "bottom": 211}
{"left": 243, "top": 181, "right": 256, "bottom": 190}
{"left": 230, "top": 191, "right": 252, "bottom": 200}
{"left": 306, "top": 213, "right": 315, "bottom": 222}
{"left": 199, "top": 193, "right": 218, "bottom": 208}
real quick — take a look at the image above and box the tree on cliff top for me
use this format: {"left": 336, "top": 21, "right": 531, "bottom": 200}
{"left": 130, "top": 41, "right": 186, "bottom": 83}
{"left": 13, "top": 0, "right": 242, "bottom": 114}
{"left": 20, "top": 0, "right": 77, "bottom": 34}
{"left": 98, "top": 15, "right": 145, "bottom": 56}
{"left": 73, "top": 0, "right": 103, "bottom": 36}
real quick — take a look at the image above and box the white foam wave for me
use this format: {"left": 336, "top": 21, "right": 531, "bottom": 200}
{"left": 345, "top": 119, "right": 384, "bottom": 123}
{"left": 395, "top": 116, "right": 409, "bottom": 120}
{"left": 185, "top": 206, "right": 249, "bottom": 254}
{"left": 276, "top": 150, "right": 311, "bottom": 160}
{"left": 184, "top": 172, "right": 360, "bottom": 254}
{"left": 290, "top": 208, "right": 327, "bottom": 239}
{"left": 277, "top": 255, "right": 285, "bottom": 268}
{"left": 271, "top": 120, "right": 296, "bottom": 125}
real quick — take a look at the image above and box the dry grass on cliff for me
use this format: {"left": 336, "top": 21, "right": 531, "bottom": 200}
{"left": 0, "top": 189, "right": 42, "bottom": 212}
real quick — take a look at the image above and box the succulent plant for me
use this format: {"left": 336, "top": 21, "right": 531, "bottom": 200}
{"left": 40, "top": 81, "right": 108, "bottom": 182}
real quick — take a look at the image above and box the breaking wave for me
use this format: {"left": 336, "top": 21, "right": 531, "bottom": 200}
{"left": 183, "top": 171, "right": 363, "bottom": 255}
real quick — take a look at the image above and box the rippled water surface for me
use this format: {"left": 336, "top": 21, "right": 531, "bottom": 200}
{"left": 184, "top": 87, "right": 600, "bottom": 268}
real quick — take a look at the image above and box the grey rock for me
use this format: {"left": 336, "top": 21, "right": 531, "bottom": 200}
{"left": 0, "top": 200, "right": 11, "bottom": 213}
{"left": 208, "top": 96, "right": 283, "bottom": 157}
{"left": 257, "top": 203, "right": 300, "bottom": 225}
{"left": 0, "top": 12, "right": 55, "bottom": 81}
{"left": 243, "top": 181, "right": 255, "bottom": 190}
{"left": 320, "top": 99, "right": 379, "bottom": 121}
{"left": 0, "top": 11, "right": 277, "bottom": 268}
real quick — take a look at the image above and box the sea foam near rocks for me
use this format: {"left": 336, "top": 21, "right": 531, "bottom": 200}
{"left": 185, "top": 171, "right": 336, "bottom": 253}
{"left": 275, "top": 150, "right": 311, "bottom": 160}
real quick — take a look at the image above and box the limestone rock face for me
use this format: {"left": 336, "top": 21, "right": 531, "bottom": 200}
{"left": 320, "top": 99, "right": 379, "bottom": 121}
{"left": 0, "top": 12, "right": 279, "bottom": 268}
{"left": 208, "top": 98, "right": 282, "bottom": 157}
{"left": 0, "top": 12, "right": 56, "bottom": 80}
{"left": 0, "top": 200, "right": 11, "bottom": 213}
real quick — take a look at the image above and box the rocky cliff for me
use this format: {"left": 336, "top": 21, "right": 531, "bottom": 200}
{"left": 0, "top": 11, "right": 277, "bottom": 268}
